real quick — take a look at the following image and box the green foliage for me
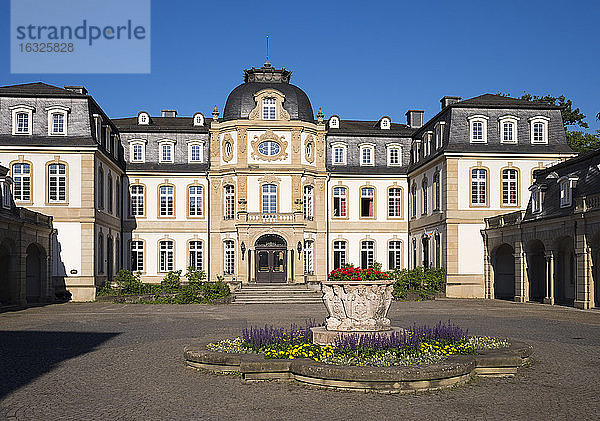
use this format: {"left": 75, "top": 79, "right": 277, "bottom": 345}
{"left": 186, "top": 266, "right": 206, "bottom": 284}
{"left": 566, "top": 130, "right": 600, "bottom": 153}
{"left": 161, "top": 270, "right": 182, "bottom": 291}
{"left": 389, "top": 267, "right": 446, "bottom": 300}
{"left": 114, "top": 270, "right": 145, "bottom": 295}
{"left": 201, "top": 281, "right": 231, "bottom": 301}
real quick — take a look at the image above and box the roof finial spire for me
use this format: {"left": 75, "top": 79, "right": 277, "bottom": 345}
{"left": 265, "top": 35, "right": 271, "bottom": 67}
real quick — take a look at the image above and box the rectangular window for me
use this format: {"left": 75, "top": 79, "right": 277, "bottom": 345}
{"left": 262, "top": 184, "right": 277, "bottom": 213}
{"left": 189, "top": 186, "right": 203, "bottom": 217}
{"left": 303, "top": 186, "right": 313, "bottom": 219}
{"left": 189, "top": 241, "right": 203, "bottom": 270}
{"left": 471, "top": 169, "right": 487, "bottom": 206}
{"left": 131, "top": 241, "right": 144, "bottom": 272}
{"left": 533, "top": 122, "right": 544, "bottom": 143}
{"left": 388, "top": 241, "right": 402, "bottom": 270}
{"left": 303, "top": 240, "right": 314, "bottom": 274}
{"left": 98, "top": 169, "right": 104, "bottom": 209}
{"left": 16, "top": 112, "right": 29, "bottom": 134}
{"left": 361, "top": 241, "right": 375, "bottom": 269}
{"left": 224, "top": 185, "right": 235, "bottom": 219}
{"left": 502, "top": 169, "right": 518, "bottom": 206}
{"left": 388, "top": 187, "right": 402, "bottom": 217}
{"left": 224, "top": 240, "right": 235, "bottom": 274}
{"left": 159, "top": 185, "right": 174, "bottom": 216}
{"left": 161, "top": 144, "right": 172, "bottom": 162}
{"left": 107, "top": 176, "right": 113, "bottom": 213}
{"left": 262, "top": 98, "right": 276, "bottom": 120}
{"left": 333, "top": 147, "right": 345, "bottom": 165}
{"left": 333, "top": 241, "right": 346, "bottom": 269}
{"left": 503, "top": 122, "right": 514, "bottom": 142}
{"left": 116, "top": 178, "right": 120, "bottom": 217}
{"left": 411, "top": 185, "right": 417, "bottom": 217}
{"left": 361, "top": 147, "right": 373, "bottom": 165}
{"left": 422, "top": 181, "right": 428, "bottom": 215}
{"left": 132, "top": 144, "right": 143, "bottom": 162}
{"left": 159, "top": 240, "right": 174, "bottom": 272}
{"left": 560, "top": 181, "right": 571, "bottom": 207}
{"left": 12, "top": 163, "right": 31, "bottom": 202}
{"left": 48, "top": 163, "right": 66, "bottom": 202}
{"left": 532, "top": 189, "right": 541, "bottom": 213}
{"left": 433, "top": 173, "right": 440, "bottom": 211}
{"left": 360, "top": 187, "right": 374, "bottom": 218}
{"left": 190, "top": 144, "right": 201, "bottom": 161}
{"left": 471, "top": 121, "right": 483, "bottom": 142}
{"left": 98, "top": 235, "right": 104, "bottom": 273}
{"left": 130, "top": 185, "right": 145, "bottom": 216}
{"left": 52, "top": 113, "right": 65, "bottom": 134}
{"left": 388, "top": 147, "right": 400, "bottom": 166}
{"left": 333, "top": 187, "right": 347, "bottom": 217}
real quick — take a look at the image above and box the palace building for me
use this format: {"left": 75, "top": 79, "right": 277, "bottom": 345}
{"left": 0, "top": 62, "right": 577, "bottom": 304}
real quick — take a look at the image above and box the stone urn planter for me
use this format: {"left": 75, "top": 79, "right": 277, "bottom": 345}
{"left": 321, "top": 279, "right": 395, "bottom": 331}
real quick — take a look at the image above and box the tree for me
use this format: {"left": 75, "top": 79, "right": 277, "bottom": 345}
{"left": 499, "top": 92, "right": 599, "bottom": 152}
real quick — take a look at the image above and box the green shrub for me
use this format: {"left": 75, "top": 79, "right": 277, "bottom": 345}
{"left": 161, "top": 270, "right": 182, "bottom": 292}
{"left": 114, "top": 270, "right": 145, "bottom": 295}
{"left": 185, "top": 266, "right": 206, "bottom": 284}
{"left": 390, "top": 267, "right": 445, "bottom": 300}
{"left": 201, "top": 281, "right": 231, "bottom": 302}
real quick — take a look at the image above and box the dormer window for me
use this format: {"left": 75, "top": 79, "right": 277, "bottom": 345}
{"left": 468, "top": 115, "right": 489, "bottom": 143}
{"left": 158, "top": 140, "right": 176, "bottom": 163}
{"left": 262, "top": 98, "right": 276, "bottom": 120}
{"left": 45, "top": 105, "right": 70, "bottom": 136}
{"left": 138, "top": 112, "right": 149, "bottom": 125}
{"left": 530, "top": 116, "right": 549, "bottom": 144}
{"left": 531, "top": 186, "right": 542, "bottom": 213}
{"left": 332, "top": 143, "right": 347, "bottom": 165}
{"left": 193, "top": 113, "right": 204, "bottom": 126}
{"left": 360, "top": 144, "right": 375, "bottom": 166}
{"left": 499, "top": 116, "right": 519, "bottom": 144}
{"left": 329, "top": 116, "right": 340, "bottom": 129}
{"left": 128, "top": 139, "right": 146, "bottom": 163}
{"left": 559, "top": 177, "right": 573, "bottom": 207}
{"left": 380, "top": 117, "right": 391, "bottom": 130}
{"left": 435, "top": 122, "right": 445, "bottom": 149}
{"left": 423, "top": 132, "right": 433, "bottom": 156}
{"left": 188, "top": 141, "right": 204, "bottom": 162}
{"left": 10, "top": 105, "right": 35, "bottom": 135}
{"left": 387, "top": 144, "right": 402, "bottom": 166}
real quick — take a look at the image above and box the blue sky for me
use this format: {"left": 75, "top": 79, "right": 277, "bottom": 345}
{"left": 2, "top": 0, "right": 599, "bottom": 131}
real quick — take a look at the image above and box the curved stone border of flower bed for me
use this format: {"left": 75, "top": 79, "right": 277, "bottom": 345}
{"left": 184, "top": 340, "right": 533, "bottom": 393}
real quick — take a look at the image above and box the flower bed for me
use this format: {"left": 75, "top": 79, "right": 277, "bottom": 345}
{"left": 206, "top": 321, "right": 510, "bottom": 367}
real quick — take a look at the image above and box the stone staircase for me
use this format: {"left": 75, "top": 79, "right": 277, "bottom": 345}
{"left": 233, "top": 284, "right": 323, "bottom": 305}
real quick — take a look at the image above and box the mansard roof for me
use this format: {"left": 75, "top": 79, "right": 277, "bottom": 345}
{"left": 451, "top": 94, "right": 563, "bottom": 110}
{"left": 327, "top": 120, "right": 415, "bottom": 137}
{"left": 0, "top": 82, "right": 88, "bottom": 98}
{"left": 112, "top": 117, "right": 209, "bottom": 133}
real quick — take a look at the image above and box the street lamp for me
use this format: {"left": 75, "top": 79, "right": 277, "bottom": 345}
{"left": 297, "top": 241, "right": 302, "bottom": 260}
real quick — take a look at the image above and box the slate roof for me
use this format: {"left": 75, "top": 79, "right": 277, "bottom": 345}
{"left": 112, "top": 117, "right": 209, "bottom": 133}
{"left": 327, "top": 120, "right": 415, "bottom": 137}
{"left": 523, "top": 148, "right": 600, "bottom": 221}
{"left": 0, "top": 135, "right": 97, "bottom": 147}
{"left": 0, "top": 82, "right": 87, "bottom": 98}
{"left": 451, "top": 94, "right": 562, "bottom": 110}
{"left": 125, "top": 162, "right": 209, "bottom": 172}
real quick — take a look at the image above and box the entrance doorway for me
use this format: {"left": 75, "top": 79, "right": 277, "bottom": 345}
{"left": 255, "top": 234, "right": 287, "bottom": 283}
{"left": 26, "top": 243, "right": 45, "bottom": 303}
{"left": 493, "top": 244, "right": 515, "bottom": 300}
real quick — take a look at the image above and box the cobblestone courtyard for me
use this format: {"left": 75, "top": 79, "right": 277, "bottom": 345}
{"left": 1, "top": 299, "right": 599, "bottom": 420}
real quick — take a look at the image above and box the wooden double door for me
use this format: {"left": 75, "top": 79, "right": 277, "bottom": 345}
{"left": 255, "top": 247, "right": 287, "bottom": 283}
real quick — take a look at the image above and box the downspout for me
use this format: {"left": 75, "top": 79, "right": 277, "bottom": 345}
{"left": 206, "top": 171, "right": 211, "bottom": 282}
{"left": 326, "top": 174, "right": 330, "bottom": 277}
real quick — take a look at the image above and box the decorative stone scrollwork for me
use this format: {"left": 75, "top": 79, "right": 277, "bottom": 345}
{"left": 248, "top": 89, "right": 290, "bottom": 121}
{"left": 251, "top": 130, "right": 288, "bottom": 161}
{"left": 222, "top": 133, "right": 234, "bottom": 162}
{"left": 292, "top": 130, "right": 301, "bottom": 154}
{"left": 238, "top": 128, "right": 247, "bottom": 153}
{"left": 305, "top": 134, "right": 315, "bottom": 163}
{"left": 211, "top": 137, "right": 220, "bottom": 158}
{"left": 258, "top": 174, "right": 281, "bottom": 184}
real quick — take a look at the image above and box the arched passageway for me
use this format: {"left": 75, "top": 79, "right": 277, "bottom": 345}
{"left": 0, "top": 240, "right": 15, "bottom": 305}
{"left": 526, "top": 240, "right": 546, "bottom": 302}
{"left": 255, "top": 234, "right": 287, "bottom": 284}
{"left": 555, "top": 237, "right": 576, "bottom": 306}
{"left": 493, "top": 244, "right": 515, "bottom": 300}
{"left": 26, "top": 244, "right": 46, "bottom": 303}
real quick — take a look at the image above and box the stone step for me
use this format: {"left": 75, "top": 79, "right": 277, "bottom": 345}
{"left": 233, "top": 298, "right": 323, "bottom": 304}
{"left": 233, "top": 284, "right": 322, "bottom": 304}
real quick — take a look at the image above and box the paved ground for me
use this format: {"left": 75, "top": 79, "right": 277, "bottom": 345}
{"left": 0, "top": 299, "right": 599, "bottom": 421}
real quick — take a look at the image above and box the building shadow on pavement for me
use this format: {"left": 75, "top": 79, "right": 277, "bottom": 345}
{"left": 0, "top": 331, "right": 120, "bottom": 399}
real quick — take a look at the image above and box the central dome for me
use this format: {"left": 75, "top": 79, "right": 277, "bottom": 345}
{"left": 222, "top": 63, "right": 314, "bottom": 122}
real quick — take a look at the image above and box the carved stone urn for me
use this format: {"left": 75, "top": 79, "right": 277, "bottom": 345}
{"left": 321, "top": 279, "right": 395, "bottom": 332}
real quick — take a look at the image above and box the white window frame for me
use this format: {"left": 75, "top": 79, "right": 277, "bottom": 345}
{"left": 388, "top": 187, "right": 402, "bottom": 218}
{"left": 159, "top": 140, "right": 176, "bottom": 163}
{"left": 224, "top": 185, "right": 235, "bottom": 220}
{"left": 558, "top": 177, "right": 574, "bottom": 208}
{"left": 468, "top": 115, "right": 489, "bottom": 143}
{"left": 12, "top": 163, "right": 31, "bottom": 202}
{"left": 359, "top": 143, "right": 375, "bottom": 166}
{"left": 159, "top": 240, "right": 174, "bottom": 272}
{"left": 332, "top": 186, "right": 347, "bottom": 218}
{"left": 331, "top": 142, "right": 347, "bottom": 165}
{"left": 128, "top": 139, "right": 147, "bottom": 163}
{"left": 130, "top": 184, "right": 145, "bottom": 217}
{"left": 502, "top": 168, "right": 519, "bottom": 206}
{"left": 10, "top": 105, "right": 34, "bottom": 135}
{"left": 303, "top": 239, "right": 314, "bottom": 274}
{"left": 138, "top": 112, "right": 149, "bottom": 125}
{"left": 498, "top": 115, "right": 519, "bottom": 144}
{"left": 360, "top": 240, "right": 375, "bottom": 269}
{"left": 387, "top": 144, "right": 402, "bottom": 166}
{"left": 328, "top": 116, "right": 340, "bottom": 129}
{"left": 529, "top": 116, "right": 550, "bottom": 144}
{"left": 303, "top": 185, "right": 313, "bottom": 219}
{"left": 530, "top": 185, "right": 542, "bottom": 213}
{"left": 224, "top": 240, "right": 235, "bottom": 275}
{"left": 189, "top": 240, "right": 203, "bottom": 270}
{"left": 193, "top": 113, "right": 204, "bottom": 127}
{"left": 471, "top": 168, "right": 487, "bottom": 206}
{"left": 188, "top": 141, "right": 204, "bottom": 163}
{"left": 261, "top": 184, "right": 277, "bottom": 213}
{"left": 380, "top": 117, "right": 391, "bottom": 130}
{"left": 435, "top": 121, "right": 445, "bottom": 149}
{"left": 189, "top": 185, "right": 203, "bottom": 217}
{"left": 388, "top": 240, "right": 402, "bottom": 270}
{"left": 333, "top": 240, "right": 346, "bottom": 269}
{"left": 262, "top": 98, "right": 276, "bottom": 120}
{"left": 48, "top": 163, "right": 67, "bottom": 203}
{"left": 159, "top": 185, "right": 175, "bottom": 217}
{"left": 131, "top": 240, "right": 144, "bottom": 272}
{"left": 93, "top": 114, "right": 102, "bottom": 144}
{"left": 45, "top": 106, "right": 70, "bottom": 136}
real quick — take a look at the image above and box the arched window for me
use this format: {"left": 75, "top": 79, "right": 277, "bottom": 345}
{"left": 130, "top": 240, "right": 144, "bottom": 272}
{"left": 471, "top": 168, "right": 487, "bottom": 206}
{"left": 98, "top": 166, "right": 104, "bottom": 209}
{"left": 433, "top": 172, "right": 440, "bottom": 211}
{"left": 159, "top": 185, "right": 174, "bottom": 216}
{"left": 224, "top": 185, "right": 235, "bottom": 219}
{"left": 304, "top": 240, "right": 314, "bottom": 274}
{"left": 360, "top": 187, "right": 375, "bottom": 218}
{"left": 303, "top": 186, "right": 313, "bottom": 219}
{"left": 388, "top": 187, "right": 402, "bottom": 218}
{"left": 502, "top": 168, "right": 518, "bottom": 206}
{"left": 107, "top": 175, "right": 113, "bottom": 213}
{"left": 361, "top": 240, "right": 375, "bottom": 269}
{"left": 388, "top": 241, "right": 402, "bottom": 270}
{"left": 333, "top": 241, "right": 346, "bottom": 269}
{"left": 421, "top": 178, "right": 428, "bottom": 215}
{"left": 130, "top": 185, "right": 145, "bottom": 216}
{"left": 98, "top": 234, "right": 104, "bottom": 274}
{"left": 159, "top": 240, "right": 174, "bottom": 272}
{"left": 48, "top": 163, "right": 67, "bottom": 203}
{"left": 434, "top": 233, "right": 441, "bottom": 268}
{"left": 333, "top": 187, "right": 347, "bottom": 217}
{"left": 189, "top": 185, "right": 203, "bottom": 217}
{"left": 262, "top": 98, "right": 276, "bottom": 120}
{"left": 411, "top": 184, "right": 417, "bottom": 217}
{"left": 412, "top": 238, "right": 417, "bottom": 268}
{"left": 262, "top": 184, "right": 277, "bottom": 213}
{"left": 189, "top": 241, "right": 203, "bottom": 270}
{"left": 224, "top": 240, "right": 235, "bottom": 274}
{"left": 115, "top": 177, "right": 120, "bottom": 217}
{"left": 12, "top": 163, "right": 31, "bottom": 202}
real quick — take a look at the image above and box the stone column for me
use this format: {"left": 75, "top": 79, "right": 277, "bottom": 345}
{"left": 574, "top": 244, "right": 592, "bottom": 310}
{"left": 514, "top": 242, "right": 527, "bottom": 302}
{"left": 544, "top": 251, "right": 555, "bottom": 305}
{"left": 483, "top": 253, "right": 493, "bottom": 299}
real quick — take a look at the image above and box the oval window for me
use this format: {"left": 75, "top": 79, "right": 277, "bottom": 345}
{"left": 225, "top": 142, "right": 232, "bottom": 157}
{"left": 258, "top": 141, "right": 280, "bottom": 156}
{"left": 306, "top": 143, "right": 312, "bottom": 157}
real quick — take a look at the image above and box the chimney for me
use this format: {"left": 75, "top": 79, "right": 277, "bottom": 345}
{"left": 440, "top": 96, "right": 462, "bottom": 109}
{"left": 64, "top": 85, "right": 88, "bottom": 95}
{"left": 161, "top": 109, "right": 177, "bottom": 117}
{"left": 405, "top": 110, "right": 424, "bottom": 128}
